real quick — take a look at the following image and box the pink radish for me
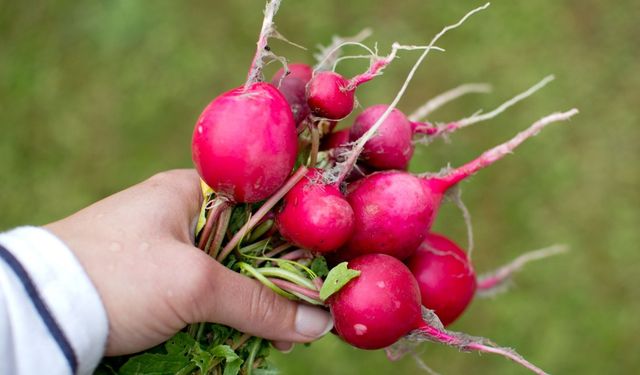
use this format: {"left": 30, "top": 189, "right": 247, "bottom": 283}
{"left": 407, "top": 233, "right": 476, "bottom": 326}
{"left": 276, "top": 168, "right": 354, "bottom": 253}
{"left": 320, "top": 128, "right": 350, "bottom": 151}
{"left": 271, "top": 63, "right": 313, "bottom": 124}
{"left": 272, "top": 63, "right": 313, "bottom": 84}
{"left": 329, "top": 254, "right": 422, "bottom": 349}
{"left": 336, "top": 109, "right": 578, "bottom": 261}
{"left": 329, "top": 253, "right": 548, "bottom": 374}
{"left": 349, "top": 104, "right": 414, "bottom": 170}
{"left": 306, "top": 71, "right": 355, "bottom": 120}
{"left": 339, "top": 171, "right": 435, "bottom": 261}
{"left": 192, "top": 82, "right": 298, "bottom": 203}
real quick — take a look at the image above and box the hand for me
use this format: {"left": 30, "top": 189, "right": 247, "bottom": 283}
{"left": 45, "top": 169, "right": 333, "bottom": 356}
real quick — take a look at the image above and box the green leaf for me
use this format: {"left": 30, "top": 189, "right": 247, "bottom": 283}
{"left": 165, "top": 332, "right": 196, "bottom": 354}
{"left": 119, "top": 353, "right": 193, "bottom": 375}
{"left": 310, "top": 256, "right": 329, "bottom": 278}
{"left": 319, "top": 262, "right": 361, "bottom": 301}
{"left": 209, "top": 324, "right": 235, "bottom": 346}
{"left": 195, "top": 180, "right": 215, "bottom": 236}
{"left": 228, "top": 205, "right": 250, "bottom": 234}
{"left": 209, "top": 345, "right": 243, "bottom": 375}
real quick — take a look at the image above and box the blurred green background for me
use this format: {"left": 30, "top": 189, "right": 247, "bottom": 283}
{"left": 1, "top": 0, "right": 638, "bottom": 374}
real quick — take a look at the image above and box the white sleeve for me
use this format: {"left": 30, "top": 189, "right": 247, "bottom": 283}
{"left": 0, "top": 226, "right": 109, "bottom": 375}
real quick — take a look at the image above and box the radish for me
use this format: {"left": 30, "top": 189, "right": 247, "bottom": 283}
{"left": 329, "top": 254, "right": 422, "bottom": 349}
{"left": 336, "top": 109, "right": 578, "bottom": 261}
{"left": 271, "top": 63, "right": 313, "bottom": 124}
{"left": 408, "top": 233, "right": 568, "bottom": 325}
{"left": 328, "top": 254, "right": 548, "bottom": 374}
{"left": 276, "top": 168, "right": 354, "bottom": 253}
{"left": 340, "top": 170, "right": 435, "bottom": 261}
{"left": 349, "top": 104, "right": 414, "bottom": 170}
{"left": 407, "top": 233, "right": 476, "bottom": 326}
{"left": 320, "top": 128, "right": 350, "bottom": 151}
{"left": 306, "top": 71, "right": 356, "bottom": 120}
{"left": 272, "top": 62, "right": 313, "bottom": 84}
{"left": 192, "top": 82, "right": 297, "bottom": 203}
{"left": 307, "top": 41, "right": 443, "bottom": 120}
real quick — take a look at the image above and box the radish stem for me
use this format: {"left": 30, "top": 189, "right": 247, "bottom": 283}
{"left": 218, "top": 167, "right": 308, "bottom": 262}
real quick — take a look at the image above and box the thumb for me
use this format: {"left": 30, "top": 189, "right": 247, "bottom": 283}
{"left": 188, "top": 257, "right": 333, "bottom": 343}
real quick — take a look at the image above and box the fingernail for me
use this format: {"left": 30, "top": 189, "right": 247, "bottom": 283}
{"left": 294, "top": 304, "right": 333, "bottom": 338}
{"left": 279, "top": 342, "right": 295, "bottom": 354}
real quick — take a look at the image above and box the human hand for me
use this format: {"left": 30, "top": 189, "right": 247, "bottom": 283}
{"left": 45, "top": 170, "right": 333, "bottom": 356}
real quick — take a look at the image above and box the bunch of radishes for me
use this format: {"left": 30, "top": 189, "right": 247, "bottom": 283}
{"left": 121, "top": 1, "right": 578, "bottom": 374}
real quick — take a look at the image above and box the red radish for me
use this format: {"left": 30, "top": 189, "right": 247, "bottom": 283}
{"left": 329, "top": 254, "right": 422, "bottom": 349}
{"left": 272, "top": 63, "right": 313, "bottom": 124}
{"left": 192, "top": 82, "right": 297, "bottom": 203}
{"left": 272, "top": 63, "right": 313, "bottom": 84}
{"left": 329, "top": 254, "right": 548, "bottom": 374}
{"left": 349, "top": 104, "right": 414, "bottom": 170}
{"left": 276, "top": 168, "right": 354, "bottom": 253}
{"left": 407, "top": 233, "right": 476, "bottom": 326}
{"left": 340, "top": 171, "right": 435, "bottom": 261}
{"left": 306, "top": 71, "right": 355, "bottom": 120}
{"left": 273, "top": 76, "right": 310, "bottom": 125}
{"left": 336, "top": 109, "right": 578, "bottom": 261}
{"left": 320, "top": 128, "right": 350, "bottom": 151}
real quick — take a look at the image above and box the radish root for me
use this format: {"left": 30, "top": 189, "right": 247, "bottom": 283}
{"left": 409, "top": 83, "right": 492, "bottom": 122}
{"left": 477, "top": 244, "right": 569, "bottom": 296}
{"left": 326, "top": 3, "right": 491, "bottom": 186}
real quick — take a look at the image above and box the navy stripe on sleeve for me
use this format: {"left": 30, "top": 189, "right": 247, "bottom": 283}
{"left": 0, "top": 244, "right": 78, "bottom": 374}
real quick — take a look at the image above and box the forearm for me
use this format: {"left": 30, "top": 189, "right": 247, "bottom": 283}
{"left": 0, "top": 227, "right": 108, "bottom": 375}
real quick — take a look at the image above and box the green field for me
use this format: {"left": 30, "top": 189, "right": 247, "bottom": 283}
{"left": 1, "top": 1, "right": 639, "bottom": 374}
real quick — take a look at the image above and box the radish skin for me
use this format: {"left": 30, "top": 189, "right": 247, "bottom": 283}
{"left": 192, "top": 82, "right": 297, "bottom": 203}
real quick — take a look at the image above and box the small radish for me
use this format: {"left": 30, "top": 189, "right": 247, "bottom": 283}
{"left": 272, "top": 63, "right": 313, "bottom": 124}
{"left": 192, "top": 82, "right": 297, "bottom": 203}
{"left": 320, "top": 128, "right": 350, "bottom": 151}
{"left": 272, "top": 63, "right": 313, "bottom": 84}
{"left": 306, "top": 41, "right": 423, "bottom": 120}
{"left": 336, "top": 109, "right": 578, "bottom": 261}
{"left": 276, "top": 168, "right": 354, "bottom": 253}
{"left": 306, "top": 71, "right": 355, "bottom": 120}
{"left": 349, "top": 104, "right": 414, "bottom": 170}
{"left": 273, "top": 76, "right": 310, "bottom": 125}
{"left": 328, "top": 254, "right": 548, "bottom": 374}
{"left": 407, "top": 233, "right": 476, "bottom": 326}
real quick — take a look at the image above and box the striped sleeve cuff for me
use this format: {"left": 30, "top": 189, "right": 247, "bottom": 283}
{"left": 0, "top": 226, "right": 109, "bottom": 375}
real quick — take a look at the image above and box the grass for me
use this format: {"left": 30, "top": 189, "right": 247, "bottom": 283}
{"left": 1, "top": 0, "right": 639, "bottom": 374}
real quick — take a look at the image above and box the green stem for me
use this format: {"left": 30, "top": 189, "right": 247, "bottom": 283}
{"left": 244, "top": 338, "right": 263, "bottom": 375}
{"left": 187, "top": 323, "right": 199, "bottom": 338}
{"left": 175, "top": 363, "right": 197, "bottom": 375}
{"left": 238, "top": 238, "right": 271, "bottom": 255}
{"left": 237, "top": 262, "right": 296, "bottom": 300}
{"left": 232, "top": 332, "right": 253, "bottom": 350}
{"left": 195, "top": 322, "right": 206, "bottom": 342}
{"left": 257, "top": 267, "right": 317, "bottom": 290}
{"left": 246, "top": 219, "right": 274, "bottom": 244}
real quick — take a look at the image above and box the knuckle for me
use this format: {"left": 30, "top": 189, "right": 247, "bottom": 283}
{"left": 248, "top": 283, "right": 282, "bottom": 327}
